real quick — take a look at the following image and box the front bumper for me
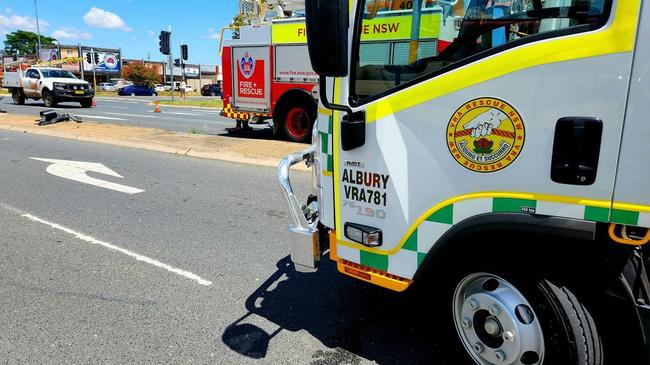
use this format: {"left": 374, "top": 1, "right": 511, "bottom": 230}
{"left": 278, "top": 145, "right": 320, "bottom": 273}
{"left": 53, "top": 89, "right": 94, "bottom": 101}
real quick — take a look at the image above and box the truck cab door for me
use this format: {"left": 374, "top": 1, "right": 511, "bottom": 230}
{"left": 327, "top": 0, "right": 642, "bottom": 281}
{"left": 24, "top": 70, "right": 40, "bottom": 97}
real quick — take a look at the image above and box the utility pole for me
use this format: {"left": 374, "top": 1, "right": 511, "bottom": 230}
{"left": 34, "top": 0, "right": 42, "bottom": 61}
{"left": 79, "top": 44, "right": 84, "bottom": 79}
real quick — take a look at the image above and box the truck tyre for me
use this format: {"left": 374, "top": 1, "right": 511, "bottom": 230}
{"left": 280, "top": 103, "right": 314, "bottom": 143}
{"left": 42, "top": 91, "right": 57, "bottom": 108}
{"left": 452, "top": 272, "right": 602, "bottom": 365}
{"left": 80, "top": 99, "right": 93, "bottom": 108}
{"left": 12, "top": 89, "right": 25, "bottom": 105}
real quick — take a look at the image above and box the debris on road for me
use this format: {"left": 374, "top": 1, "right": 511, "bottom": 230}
{"left": 35, "top": 110, "right": 83, "bottom": 126}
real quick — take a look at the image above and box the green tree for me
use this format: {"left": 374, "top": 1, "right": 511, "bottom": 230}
{"left": 122, "top": 63, "right": 159, "bottom": 88}
{"left": 229, "top": 14, "right": 247, "bottom": 39}
{"left": 3, "top": 30, "right": 56, "bottom": 56}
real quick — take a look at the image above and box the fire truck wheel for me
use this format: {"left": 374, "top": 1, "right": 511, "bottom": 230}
{"left": 452, "top": 272, "right": 602, "bottom": 365}
{"left": 282, "top": 105, "right": 312, "bottom": 143}
{"left": 12, "top": 89, "right": 25, "bottom": 105}
{"left": 42, "top": 91, "right": 57, "bottom": 108}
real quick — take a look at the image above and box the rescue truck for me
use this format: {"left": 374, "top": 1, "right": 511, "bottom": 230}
{"left": 279, "top": 0, "right": 650, "bottom": 364}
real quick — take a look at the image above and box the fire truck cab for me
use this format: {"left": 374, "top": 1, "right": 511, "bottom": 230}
{"left": 280, "top": 0, "right": 650, "bottom": 364}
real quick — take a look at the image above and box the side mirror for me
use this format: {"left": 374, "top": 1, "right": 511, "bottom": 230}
{"left": 305, "top": 0, "right": 348, "bottom": 77}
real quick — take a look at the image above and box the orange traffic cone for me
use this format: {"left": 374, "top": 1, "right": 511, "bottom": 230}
{"left": 91, "top": 99, "right": 96, "bottom": 107}
{"left": 153, "top": 101, "right": 161, "bottom": 113}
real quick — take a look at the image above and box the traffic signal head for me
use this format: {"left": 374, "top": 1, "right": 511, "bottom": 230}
{"left": 94, "top": 52, "right": 100, "bottom": 64}
{"left": 181, "top": 44, "right": 188, "bottom": 61}
{"left": 86, "top": 52, "right": 92, "bottom": 64}
{"left": 159, "top": 31, "right": 171, "bottom": 55}
{"left": 174, "top": 58, "right": 181, "bottom": 67}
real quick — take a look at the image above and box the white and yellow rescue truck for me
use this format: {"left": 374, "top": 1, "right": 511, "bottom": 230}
{"left": 279, "top": 0, "right": 650, "bottom": 364}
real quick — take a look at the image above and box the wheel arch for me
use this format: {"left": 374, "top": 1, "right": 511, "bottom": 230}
{"left": 272, "top": 88, "right": 317, "bottom": 125}
{"left": 411, "top": 212, "right": 648, "bottom": 361}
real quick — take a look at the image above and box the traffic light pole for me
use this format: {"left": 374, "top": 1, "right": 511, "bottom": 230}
{"left": 169, "top": 26, "right": 174, "bottom": 101}
{"left": 91, "top": 48, "right": 97, "bottom": 91}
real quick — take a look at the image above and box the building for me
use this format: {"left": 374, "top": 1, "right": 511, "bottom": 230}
{"left": 41, "top": 44, "right": 122, "bottom": 84}
{"left": 122, "top": 59, "right": 219, "bottom": 90}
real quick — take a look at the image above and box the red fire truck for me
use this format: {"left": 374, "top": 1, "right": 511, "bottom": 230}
{"left": 221, "top": 17, "right": 319, "bottom": 143}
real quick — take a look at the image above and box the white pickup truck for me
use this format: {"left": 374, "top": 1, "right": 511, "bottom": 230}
{"left": 4, "top": 67, "right": 94, "bottom": 108}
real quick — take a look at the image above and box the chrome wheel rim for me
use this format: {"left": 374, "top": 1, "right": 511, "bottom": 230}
{"left": 453, "top": 273, "right": 544, "bottom": 365}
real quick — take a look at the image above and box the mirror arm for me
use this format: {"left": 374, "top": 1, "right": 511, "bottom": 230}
{"left": 319, "top": 76, "right": 352, "bottom": 114}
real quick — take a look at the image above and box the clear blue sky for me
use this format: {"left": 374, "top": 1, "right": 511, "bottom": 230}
{"left": 0, "top": 1, "right": 239, "bottom": 66}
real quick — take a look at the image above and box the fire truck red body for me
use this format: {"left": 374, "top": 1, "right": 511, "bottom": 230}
{"left": 221, "top": 20, "right": 319, "bottom": 142}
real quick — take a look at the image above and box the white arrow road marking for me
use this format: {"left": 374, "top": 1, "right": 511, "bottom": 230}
{"left": 11, "top": 210, "right": 212, "bottom": 286}
{"left": 30, "top": 158, "right": 145, "bottom": 195}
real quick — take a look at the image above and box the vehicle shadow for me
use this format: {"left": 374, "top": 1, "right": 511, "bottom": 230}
{"left": 221, "top": 256, "right": 467, "bottom": 364}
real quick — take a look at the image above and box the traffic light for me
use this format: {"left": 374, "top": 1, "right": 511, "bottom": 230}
{"left": 159, "top": 31, "right": 171, "bottom": 55}
{"left": 12, "top": 54, "right": 18, "bottom": 61}
{"left": 94, "top": 52, "right": 100, "bottom": 64}
{"left": 181, "top": 44, "right": 188, "bottom": 61}
{"left": 86, "top": 52, "right": 92, "bottom": 64}
{"left": 174, "top": 58, "right": 181, "bottom": 67}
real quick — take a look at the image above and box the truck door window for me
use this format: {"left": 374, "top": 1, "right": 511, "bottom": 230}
{"left": 352, "top": 0, "right": 611, "bottom": 103}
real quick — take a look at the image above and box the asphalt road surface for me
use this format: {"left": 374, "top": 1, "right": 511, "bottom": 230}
{"left": 0, "top": 95, "right": 269, "bottom": 136}
{"left": 0, "top": 130, "right": 466, "bottom": 364}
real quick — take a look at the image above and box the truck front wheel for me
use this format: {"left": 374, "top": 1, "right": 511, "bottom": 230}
{"left": 80, "top": 99, "right": 93, "bottom": 108}
{"left": 42, "top": 91, "right": 57, "bottom": 108}
{"left": 452, "top": 272, "right": 602, "bottom": 365}
{"left": 12, "top": 89, "right": 25, "bottom": 105}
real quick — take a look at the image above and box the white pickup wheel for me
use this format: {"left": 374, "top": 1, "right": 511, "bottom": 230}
{"left": 42, "top": 91, "right": 57, "bottom": 108}
{"left": 12, "top": 89, "right": 25, "bottom": 105}
{"left": 452, "top": 273, "right": 602, "bottom": 365}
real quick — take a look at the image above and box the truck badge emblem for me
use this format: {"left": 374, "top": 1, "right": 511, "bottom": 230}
{"left": 447, "top": 97, "right": 525, "bottom": 173}
{"left": 239, "top": 52, "right": 255, "bottom": 79}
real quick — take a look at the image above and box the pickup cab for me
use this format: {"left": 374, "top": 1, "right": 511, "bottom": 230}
{"left": 4, "top": 67, "right": 94, "bottom": 108}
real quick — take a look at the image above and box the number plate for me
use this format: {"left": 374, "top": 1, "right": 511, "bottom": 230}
{"left": 74, "top": 90, "right": 84, "bottom": 95}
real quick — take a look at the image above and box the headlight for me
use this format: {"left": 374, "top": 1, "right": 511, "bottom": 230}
{"left": 53, "top": 82, "right": 67, "bottom": 90}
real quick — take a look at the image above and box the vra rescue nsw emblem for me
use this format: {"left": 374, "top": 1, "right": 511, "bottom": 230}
{"left": 447, "top": 97, "right": 525, "bottom": 173}
{"left": 239, "top": 52, "right": 255, "bottom": 79}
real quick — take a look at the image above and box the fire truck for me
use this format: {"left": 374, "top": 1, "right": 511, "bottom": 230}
{"left": 279, "top": 0, "right": 650, "bottom": 364}
{"left": 220, "top": 1, "right": 319, "bottom": 143}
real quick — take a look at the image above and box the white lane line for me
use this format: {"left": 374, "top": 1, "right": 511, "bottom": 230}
{"left": 19, "top": 212, "right": 213, "bottom": 286}
{"left": 105, "top": 112, "right": 155, "bottom": 118}
{"left": 74, "top": 114, "right": 127, "bottom": 121}
{"left": 164, "top": 112, "right": 202, "bottom": 116}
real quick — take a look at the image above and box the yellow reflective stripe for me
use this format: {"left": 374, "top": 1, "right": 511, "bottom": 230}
{"left": 364, "top": 0, "right": 641, "bottom": 123}
{"left": 333, "top": 78, "right": 343, "bottom": 241}
{"left": 612, "top": 202, "right": 650, "bottom": 213}
{"left": 337, "top": 191, "right": 648, "bottom": 256}
{"left": 272, "top": 21, "right": 307, "bottom": 44}
{"left": 322, "top": 170, "right": 333, "bottom": 177}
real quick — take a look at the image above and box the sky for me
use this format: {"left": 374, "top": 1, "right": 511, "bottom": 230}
{"left": 0, "top": 0, "right": 239, "bottom": 66}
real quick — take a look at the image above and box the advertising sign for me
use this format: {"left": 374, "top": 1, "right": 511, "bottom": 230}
{"left": 83, "top": 50, "right": 121, "bottom": 73}
{"left": 40, "top": 48, "right": 59, "bottom": 62}
{"left": 232, "top": 47, "right": 270, "bottom": 112}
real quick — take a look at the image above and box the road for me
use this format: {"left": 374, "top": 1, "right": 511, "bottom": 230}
{"left": 0, "top": 95, "right": 268, "bottom": 136}
{"left": 0, "top": 130, "right": 465, "bottom": 364}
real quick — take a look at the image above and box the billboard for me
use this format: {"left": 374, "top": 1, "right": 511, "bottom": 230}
{"left": 40, "top": 48, "right": 60, "bottom": 62}
{"left": 82, "top": 50, "right": 121, "bottom": 73}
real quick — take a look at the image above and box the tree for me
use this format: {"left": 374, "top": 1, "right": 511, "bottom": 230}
{"left": 122, "top": 63, "right": 159, "bottom": 88}
{"left": 229, "top": 14, "right": 247, "bottom": 39}
{"left": 3, "top": 30, "right": 56, "bottom": 56}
